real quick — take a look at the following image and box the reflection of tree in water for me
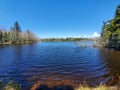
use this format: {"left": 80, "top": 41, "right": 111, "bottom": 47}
{"left": 99, "top": 48, "right": 120, "bottom": 85}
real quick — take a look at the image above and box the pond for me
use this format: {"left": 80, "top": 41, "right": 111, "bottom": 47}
{"left": 0, "top": 41, "right": 120, "bottom": 89}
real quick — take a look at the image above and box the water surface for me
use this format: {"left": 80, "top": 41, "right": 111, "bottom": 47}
{"left": 0, "top": 41, "right": 120, "bottom": 89}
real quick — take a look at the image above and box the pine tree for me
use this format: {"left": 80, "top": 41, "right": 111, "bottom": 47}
{"left": 101, "top": 4, "right": 120, "bottom": 48}
{"left": 13, "top": 21, "right": 21, "bottom": 41}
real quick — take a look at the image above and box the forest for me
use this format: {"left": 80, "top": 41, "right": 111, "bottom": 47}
{"left": 41, "top": 37, "right": 91, "bottom": 42}
{"left": 0, "top": 21, "right": 37, "bottom": 44}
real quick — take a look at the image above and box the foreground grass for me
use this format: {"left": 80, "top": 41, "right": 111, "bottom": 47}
{"left": 76, "top": 85, "right": 120, "bottom": 90}
{"left": 0, "top": 81, "right": 120, "bottom": 90}
{"left": 4, "top": 85, "right": 119, "bottom": 90}
{"left": 0, "top": 81, "right": 20, "bottom": 90}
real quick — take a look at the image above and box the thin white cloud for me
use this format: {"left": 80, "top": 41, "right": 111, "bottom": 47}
{"left": 78, "top": 32, "right": 100, "bottom": 38}
{"left": 91, "top": 32, "right": 100, "bottom": 38}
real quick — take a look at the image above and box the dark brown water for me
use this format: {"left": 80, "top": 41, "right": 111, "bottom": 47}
{"left": 0, "top": 41, "right": 120, "bottom": 89}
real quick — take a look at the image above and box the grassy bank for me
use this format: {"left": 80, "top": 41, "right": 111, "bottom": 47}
{"left": 0, "top": 42, "right": 12, "bottom": 45}
{"left": 76, "top": 85, "right": 119, "bottom": 90}
{"left": 0, "top": 81, "right": 20, "bottom": 90}
{"left": 0, "top": 41, "right": 37, "bottom": 45}
{"left": 1, "top": 84, "right": 120, "bottom": 90}
{"left": 1, "top": 81, "right": 120, "bottom": 90}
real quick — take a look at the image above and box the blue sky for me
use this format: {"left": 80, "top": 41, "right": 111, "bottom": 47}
{"left": 0, "top": 0, "right": 119, "bottom": 38}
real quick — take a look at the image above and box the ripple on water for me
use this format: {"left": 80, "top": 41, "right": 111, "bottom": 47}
{"left": 0, "top": 42, "right": 120, "bottom": 89}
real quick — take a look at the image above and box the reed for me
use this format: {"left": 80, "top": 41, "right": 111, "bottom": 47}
{"left": 76, "top": 84, "right": 119, "bottom": 90}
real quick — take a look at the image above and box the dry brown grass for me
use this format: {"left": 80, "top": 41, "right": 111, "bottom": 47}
{"left": 76, "top": 85, "right": 120, "bottom": 90}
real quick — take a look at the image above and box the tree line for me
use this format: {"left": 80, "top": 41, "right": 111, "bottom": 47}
{"left": 101, "top": 4, "right": 120, "bottom": 49}
{"left": 0, "top": 21, "right": 37, "bottom": 44}
{"left": 41, "top": 37, "right": 91, "bottom": 42}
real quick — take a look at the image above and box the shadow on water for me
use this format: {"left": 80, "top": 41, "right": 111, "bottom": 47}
{"left": 98, "top": 48, "right": 120, "bottom": 85}
{"left": 30, "top": 77, "right": 77, "bottom": 90}
{"left": 34, "top": 85, "right": 73, "bottom": 90}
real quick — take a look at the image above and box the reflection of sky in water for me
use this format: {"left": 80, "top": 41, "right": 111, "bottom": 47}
{"left": 0, "top": 42, "right": 120, "bottom": 89}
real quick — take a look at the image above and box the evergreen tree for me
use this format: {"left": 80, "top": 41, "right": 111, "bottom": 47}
{"left": 0, "top": 30, "right": 3, "bottom": 42}
{"left": 101, "top": 4, "right": 120, "bottom": 48}
{"left": 0, "top": 21, "right": 37, "bottom": 44}
{"left": 13, "top": 21, "right": 21, "bottom": 41}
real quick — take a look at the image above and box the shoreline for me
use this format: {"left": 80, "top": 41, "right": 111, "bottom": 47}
{"left": 0, "top": 41, "right": 38, "bottom": 45}
{"left": 0, "top": 81, "right": 120, "bottom": 90}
